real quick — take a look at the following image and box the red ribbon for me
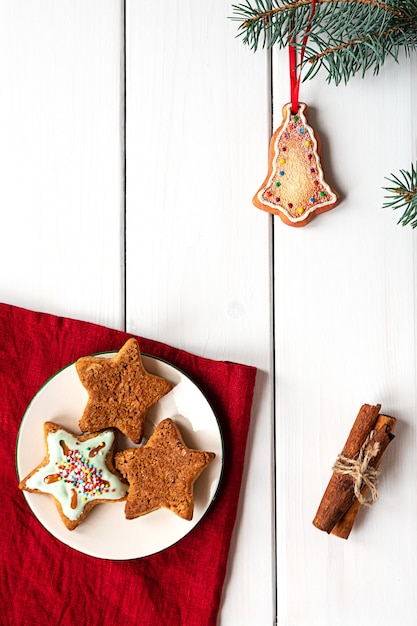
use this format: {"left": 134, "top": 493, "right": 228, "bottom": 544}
{"left": 289, "top": 0, "right": 317, "bottom": 114}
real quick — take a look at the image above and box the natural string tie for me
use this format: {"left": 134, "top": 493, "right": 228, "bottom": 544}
{"left": 332, "top": 431, "right": 381, "bottom": 506}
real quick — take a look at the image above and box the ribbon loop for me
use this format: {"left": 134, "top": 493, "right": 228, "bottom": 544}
{"left": 289, "top": 0, "right": 317, "bottom": 113}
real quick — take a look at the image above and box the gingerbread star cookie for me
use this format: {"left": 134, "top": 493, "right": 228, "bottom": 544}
{"left": 18, "top": 422, "right": 128, "bottom": 530}
{"left": 115, "top": 418, "right": 215, "bottom": 521}
{"left": 76, "top": 338, "right": 173, "bottom": 443}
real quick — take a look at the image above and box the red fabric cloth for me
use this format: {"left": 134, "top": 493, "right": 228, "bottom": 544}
{"left": 0, "top": 303, "right": 257, "bottom": 626}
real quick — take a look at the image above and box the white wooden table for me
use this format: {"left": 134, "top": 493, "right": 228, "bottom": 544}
{"left": 1, "top": 2, "right": 416, "bottom": 625}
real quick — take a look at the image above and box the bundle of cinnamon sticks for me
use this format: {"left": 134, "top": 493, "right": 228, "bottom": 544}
{"left": 313, "top": 403, "right": 396, "bottom": 539}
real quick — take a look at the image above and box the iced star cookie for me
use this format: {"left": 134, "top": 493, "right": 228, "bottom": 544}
{"left": 115, "top": 418, "right": 215, "bottom": 521}
{"left": 76, "top": 338, "right": 174, "bottom": 444}
{"left": 18, "top": 422, "right": 127, "bottom": 530}
{"left": 253, "top": 102, "right": 339, "bottom": 226}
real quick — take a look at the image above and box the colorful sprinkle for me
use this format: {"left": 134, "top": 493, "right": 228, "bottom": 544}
{"left": 279, "top": 158, "right": 285, "bottom": 164}
{"left": 310, "top": 197, "right": 316, "bottom": 203}
{"left": 45, "top": 447, "right": 110, "bottom": 499}
{"left": 305, "top": 140, "right": 311, "bottom": 147}
{"left": 279, "top": 171, "right": 285, "bottom": 176}
{"left": 288, "top": 203, "right": 293, "bottom": 209}
{"left": 275, "top": 182, "right": 281, "bottom": 187}
{"left": 299, "top": 128, "right": 305, "bottom": 134}
{"left": 297, "top": 207, "right": 304, "bottom": 214}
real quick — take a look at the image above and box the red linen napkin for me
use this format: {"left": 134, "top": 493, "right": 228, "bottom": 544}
{"left": 0, "top": 303, "right": 257, "bottom": 626}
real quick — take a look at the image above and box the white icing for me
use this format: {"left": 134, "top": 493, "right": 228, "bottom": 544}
{"left": 257, "top": 102, "right": 337, "bottom": 222}
{"left": 25, "top": 428, "right": 127, "bottom": 521}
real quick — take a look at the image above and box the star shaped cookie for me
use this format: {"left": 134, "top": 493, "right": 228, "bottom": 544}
{"left": 76, "top": 338, "right": 173, "bottom": 443}
{"left": 115, "top": 418, "right": 215, "bottom": 521}
{"left": 18, "top": 422, "right": 128, "bottom": 530}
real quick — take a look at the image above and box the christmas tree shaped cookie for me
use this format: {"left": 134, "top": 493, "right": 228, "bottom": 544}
{"left": 253, "top": 103, "right": 339, "bottom": 227}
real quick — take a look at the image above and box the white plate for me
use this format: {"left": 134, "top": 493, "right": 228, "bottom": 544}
{"left": 16, "top": 353, "right": 224, "bottom": 560}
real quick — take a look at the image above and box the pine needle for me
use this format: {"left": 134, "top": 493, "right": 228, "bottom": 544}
{"left": 230, "top": 0, "right": 417, "bottom": 84}
{"left": 383, "top": 163, "right": 417, "bottom": 227}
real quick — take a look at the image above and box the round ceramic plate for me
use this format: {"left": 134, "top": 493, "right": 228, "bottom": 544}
{"left": 16, "top": 353, "right": 224, "bottom": 560}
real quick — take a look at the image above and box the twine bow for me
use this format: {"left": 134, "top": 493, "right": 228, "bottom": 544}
{"left": 332, "top": 431, "right": 381, "bottom": 506}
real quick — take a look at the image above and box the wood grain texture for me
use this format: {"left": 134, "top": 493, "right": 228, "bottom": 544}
{"left": 125, "top": 1, "right": 275, "bottom": 624}
{"left": 273, "top": 46, "right": 417, "bottom": 625}
{"left": 2, "top": 2, "right": 417, "bottom": 624}
{"left": 0, "top": 0, "right": 124, "bottom": 329}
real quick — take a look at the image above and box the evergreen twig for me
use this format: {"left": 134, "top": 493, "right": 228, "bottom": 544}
{"left": 230, "top": 0, "right": 417, "bottom": 84}
{"left": 383, "top": 163, "right": 417, "bottom": 227}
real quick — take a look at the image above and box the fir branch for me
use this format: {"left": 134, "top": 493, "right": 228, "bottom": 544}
{"left": 230, "top": 0, "right": 417, "bottom": 84}
{"left": 383, "top": 163, "right": 417, "bottom": 227}
{"left": 235, "top": 0, "right": 405, "bottom": 33}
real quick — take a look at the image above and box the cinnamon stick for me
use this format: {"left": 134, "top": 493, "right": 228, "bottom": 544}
{"left": 313, "top": 404, "right": 396, "bottom": 536}
{"left": 331, "top": 414, "right": 396, "bottom": 539}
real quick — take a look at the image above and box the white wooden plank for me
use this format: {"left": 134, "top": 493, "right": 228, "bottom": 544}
{"left": 273, "top": 45, "right": 417, "bottom": 625}
{"left": 0, "top": 0, "right": 124, "bottom": 329}
{"left": 125, "top": 2, "right": 275, "bottom": 623}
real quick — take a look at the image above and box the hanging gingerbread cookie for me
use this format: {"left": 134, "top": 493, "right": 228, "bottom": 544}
{"left": 253, "top": 102, "right": 339, "bottom": 227}
{"left": 252, "top": 0, "right": 338, "bottom": 227}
